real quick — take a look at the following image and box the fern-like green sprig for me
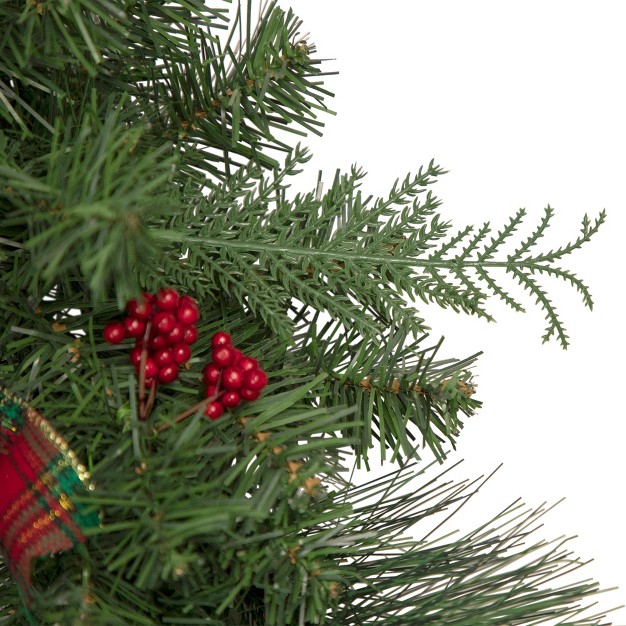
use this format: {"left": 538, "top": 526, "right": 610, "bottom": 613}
{"left": 168, "top": 154, "right": 603, "bottom": 348}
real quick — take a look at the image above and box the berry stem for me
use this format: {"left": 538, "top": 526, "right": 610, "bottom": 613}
{"left": 138, "top": 321, "right": 152, "bottom": 419}
{"left": 154, "top": 397, "right": 213, "bottom": 434}
{"left": 143, "top": 380, "right": 157, "bottom": 420}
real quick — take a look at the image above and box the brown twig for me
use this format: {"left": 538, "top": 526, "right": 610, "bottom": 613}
{"left": 138, "top": 321, "right": 152, "bottom": 420}
{"left": 143, "top": 380, "right": 157, "bottom": 419}
{"left": 154, "top": 398, "right": 211, "bottom": 434}
{"left": 153, "top": 368, "right": 223, "bottom": 434}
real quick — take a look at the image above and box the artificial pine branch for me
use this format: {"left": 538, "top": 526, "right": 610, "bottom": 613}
{"left": 296, "top": 313, "right": 481, "bottom": 464}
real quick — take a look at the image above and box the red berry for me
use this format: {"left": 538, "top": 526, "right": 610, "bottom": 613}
{"left": 203, "top": 363, "right": 221, "bottom": 385}
{"left": 212, "top": 331, "right": 231, "bottom": 349}
{"left": 222, "top": 366, "right": 243, "bottom": 390}
{"left": 150, "top": 334, "right": 168, "bottom": 351}
{"left": 183, "top": 325, "right": 198, "bottom": 345}
{"left": 239, "top": 387, "right": 261, "bottom": 401}
{"left": 167, "top": 323, "right": 184, "bottom": 345}
{"left": 205, "top": 384, "right": 219, "bottom": 398}
{"left": 103, "top": 322, "right": 126, "bottom": 344}
{"left": 242, "top": 368, "right": 268, "bottom": 391}
{"left": 222, "top": 391, "right": 241, "bottom": 408}
{"left": 232, "top": 348, "right": 243, "bottom": 365}
{"left": 130, "top": 345, "right": 144, "bottom": 366}
{"left": 204, "top": 401, "right": 224, "bottom": 420}
{"left": 140, "top": 358, "right": 159, "bottom": 380}
{"left": 144, "top": 377, "right": 155, "bottom": 388}
{"left": 126, "top": 294, "right": 153, "bottom": 320}
{"left": 153, "top": 311, "right": 176, "bottom": 334}
{"left": 176, "top": 300, "right": 199, "bottom": 325}
{"left": 153, "top": 348, "right": 174, "bottom": 367}
{"left": 239, "top": 356, "right": 259, "bottom": 372}
{"left": 155, "top": 288, "right": 179, "bottom": 311}
{"left": 213, "top": 345, "right": 235, "bottom": 368}
{"left": 124, "top": 317, "right": 146, "bottom": 338}
{"left": 172, "top": 343, "right": 191, "bottom": 364}
{"left": 179, "top": 294, "right": 196, "bottom": 307}
{"left": 158, "top": 364, "right": 179, "bottom": 384}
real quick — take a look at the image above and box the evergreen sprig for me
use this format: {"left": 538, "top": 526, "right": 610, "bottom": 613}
{"left": 296, "top": 312, "right": 481, "bottom": 464}
{"left": 158, "top": 149, "right": 603, "bottom": 349}
{"left": 156, "top": 153, "right": 452, "bottom": 340}
{"left": 328, "top": 463, "right": 610, "bottom": 626}
{"left": 136, "top": 1, "right": 334, "bottom": 178}
{"left": 1, "top": 98, "right": 178, "bottom": 306}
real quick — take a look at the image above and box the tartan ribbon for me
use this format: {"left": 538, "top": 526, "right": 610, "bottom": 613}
{"left": 0, "top": 386, "right": 99, "bottom": 590}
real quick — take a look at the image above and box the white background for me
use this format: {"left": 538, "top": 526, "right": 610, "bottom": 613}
{"left": 286, "top": 1, "right": 626, "bottom": 623}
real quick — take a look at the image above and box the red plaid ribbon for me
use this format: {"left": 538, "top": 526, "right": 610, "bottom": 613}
{"left": 0, "top": 386, "right": 99, "bottom": 589}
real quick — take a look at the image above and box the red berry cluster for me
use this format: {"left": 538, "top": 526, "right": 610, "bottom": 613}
{"left": 202, "top": 332, "right": 268, "bottom": 420}
{"left": 103, "top": 288, "right": 199, "bottom": 386}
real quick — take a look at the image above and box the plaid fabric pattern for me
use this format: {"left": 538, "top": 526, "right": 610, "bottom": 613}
{"left": 0, "top": 386, "right": 99, "bottom": 589}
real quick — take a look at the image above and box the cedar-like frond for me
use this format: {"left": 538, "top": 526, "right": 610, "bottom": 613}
{"left": 166, "top": 154, "right": 603, "bottom": 348}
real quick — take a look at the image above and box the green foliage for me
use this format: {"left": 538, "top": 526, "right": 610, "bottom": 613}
{"left": 1, "top": 98, "right": 177, "bottom": 306}
{"left": 0, "top": 315, "right": 611, "bottom": 625}
{"left": 298, "top": 313, "right": 481, "bottom": 464}
{"left": 428, "top": 205, "right": 605, "bottom": 348}
{"left": 1, "top": 0, "right": 601, "bottom": 344}
{"left": 0, "top": 0, "right": 613, "bottom": 625}
{"left": 137, "top": 1, "right": 333, "bottom": 178}
{"left": 151, "top": 148, "right": 604, "bottom": 349}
